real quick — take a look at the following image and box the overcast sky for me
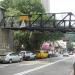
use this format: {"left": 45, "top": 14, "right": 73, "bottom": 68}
{"left": 50, "top": 0, "right": 75, "bottom": 14}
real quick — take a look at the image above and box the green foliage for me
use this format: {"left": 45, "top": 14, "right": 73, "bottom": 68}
{"left": 14, "top": 31, "right": 64, "bottom": 50}
{"left": 14, "top": 31, "right": 31, "bottom": 50}
{"left": 5, "top": 8, "right": 22, "bottom": 16}
{"left": 1, "top": 0, "right": 45, "bottom": 15}
{"left": 67, "top": 41, "right": 73, "bottom": 51}
{"left": 14, "top": 31, "right": 43, "bottom": 50}
{"left": 49, "top": 32, "right": 64, "bottom": 41}
{"left": 1, "top": 0, "right": 17, "bottom": 9}
{"left": 30, "top": 31, "right": 44, "bottom": 50}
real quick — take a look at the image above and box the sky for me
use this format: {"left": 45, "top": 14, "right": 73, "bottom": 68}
{"left": 50, "top": 0, "right": 75, "bottom": 14}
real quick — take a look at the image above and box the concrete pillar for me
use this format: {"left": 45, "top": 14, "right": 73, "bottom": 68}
{"left": 0, "top": 29, "right": 13, "bottom": 51}
{"left": 8, "top": 30, "right": 14, "bottom": 50}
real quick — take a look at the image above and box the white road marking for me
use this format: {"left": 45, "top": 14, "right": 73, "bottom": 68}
{"left": 19, "top": 61, "right": 40, "bottom": 66}
{"left": 19, "top": 61, "right": 50, "bottom": 67}
{"left": 0, "top": 64, "right": 9, "bottom": 68}
{"left": 14, "top": 54, "right": 75, "bottom": 75}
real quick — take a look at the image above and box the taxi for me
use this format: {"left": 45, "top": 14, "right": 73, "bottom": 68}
{"left": 35, "top": 50, "right": 48, "bottom": 58}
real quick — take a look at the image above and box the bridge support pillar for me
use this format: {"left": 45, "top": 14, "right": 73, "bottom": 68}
{"left": 0, "top": 29, "right": 13, "bottom": 51}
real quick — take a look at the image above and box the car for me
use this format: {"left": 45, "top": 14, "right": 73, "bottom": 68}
{"left": 0, "top": 52, "right": 23, "bottom": 63}
{"left": 69, "top": 51, "right": 73, "bottom": 55}
{"left": 35, "top": 50, "right": 48, "bottom": 59}
{"left": 63, "top": 52, "right": 69, "bottom": 57}
{"left": 48, "top": 50, "right": 53, "bottom": 58}
{"left": 19, "top": 51, "right": 36, "bottom": 60}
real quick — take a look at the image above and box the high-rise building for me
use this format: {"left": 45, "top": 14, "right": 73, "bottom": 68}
{"left": 41, "top": 0, "right": 50, "bottom": 13}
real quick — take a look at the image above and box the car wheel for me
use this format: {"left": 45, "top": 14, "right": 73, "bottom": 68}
{"left": 9, "top": 59, "right": 12, "bottom": 64}
{"left": 20, "top": 58, "right": 23, "bottom": 62}
{"left": 34, "top": 56, "right": 36, "bottom": 60}
{"left": 2, "top": 61, "right": 6, "bottom": 64}
{"left": 48, "top": 54, "right": 51, "bottom": 58}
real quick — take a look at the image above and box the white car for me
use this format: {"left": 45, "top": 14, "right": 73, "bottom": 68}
{"left": 0, "top": 52, "right": 23, "bottom": 63}
{"left": 63, "top": 52, "right": 69, "bottom": 57}
{"left": 19, "top": 51, "right": 36, "bottom": 60}
{"left": 69, "top": 51, "right": 73, "bottom": 55}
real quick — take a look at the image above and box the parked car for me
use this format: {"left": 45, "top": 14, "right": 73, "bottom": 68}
{"left": 48, "top": 50, "right": 53, "bottom": 58}
{"left": 69, "top": 51, "right": 73, "bottom": 55}
{"left": 0, "top": 52, "right": 23, "bottom": 63}
{"left": 19, "top": 51, "right": 36, "bottom": 60}
{"left": 35, "top": 50, "right": 48, "bottom": 59}
{"left": 63, "top": 52, "right": 69, "bottom": 57}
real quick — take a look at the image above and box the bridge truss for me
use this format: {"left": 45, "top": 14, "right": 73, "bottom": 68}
{"left": 1, "top": 12, "right": 75, "bottom": 32}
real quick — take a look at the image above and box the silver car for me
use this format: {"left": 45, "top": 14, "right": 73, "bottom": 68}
{"left": 0, "top": 52, "right": 23, "bottom": 63}
{"left": 19, "top": 51, "right": 36, "bottom": 60}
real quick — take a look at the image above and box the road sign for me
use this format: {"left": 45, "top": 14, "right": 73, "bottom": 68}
{"left": 20, "top": 16, "right": 29, "bottom": 21}
{"left": 20, "top": 20, "right": 26, "bottom": 28}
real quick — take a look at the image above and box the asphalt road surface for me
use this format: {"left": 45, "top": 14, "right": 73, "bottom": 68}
{"left": 0, "top": 54, "right": 75, "bottom": 75}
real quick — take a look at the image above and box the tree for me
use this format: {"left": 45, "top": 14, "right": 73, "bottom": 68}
{"left": 65, "top": 32, "right": 75, "bottom": 51}
{"left": 1, "top": 0, "right": 45, "bottom": 15}
{"left": 5, "top": 8, "right": 22, "bottom": 16}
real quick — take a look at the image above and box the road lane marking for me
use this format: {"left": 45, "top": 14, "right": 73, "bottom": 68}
{"left": 14, "top": 54, "right": 75, "bottom": 75}
{"left": 19, "top": 61, "right": 40, "bottom": 66}
{"left": 19, "top": 61, "right": 49, "bottom": 66}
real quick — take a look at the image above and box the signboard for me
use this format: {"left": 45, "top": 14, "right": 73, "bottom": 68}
{"left": 20, "top": 16, "right": 29, "bottom": 21}
{"left": 20, "top": 20, "right": 26, "bottom": 28}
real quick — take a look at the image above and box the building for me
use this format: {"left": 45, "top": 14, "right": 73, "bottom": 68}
{"left": 41, "top": 0, "right": 50, "bottom": 13}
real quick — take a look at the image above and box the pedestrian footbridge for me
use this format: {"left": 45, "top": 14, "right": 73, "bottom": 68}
{"left": 1, "top": 12, "right": 75, "bottom": 32}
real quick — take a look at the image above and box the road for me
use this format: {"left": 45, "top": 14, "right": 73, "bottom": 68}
{"left": 0, "top": 54, "right": 75, "bottom": 75}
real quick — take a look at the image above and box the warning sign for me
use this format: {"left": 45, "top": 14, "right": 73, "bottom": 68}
{"left": 20, "top": 20, "right": 26, "bottom": 28}
{"left": 20, "top": 16, "right": 29, "bottom": 21}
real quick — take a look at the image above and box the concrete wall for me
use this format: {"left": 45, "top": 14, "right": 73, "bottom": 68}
{"left": 0, "top": 8, "right": 3, "bottom": 22}
{"left": 0, "top": 29, "right": 14, "bottom": 51}
{"left": 0, "top": 29, "right": 9, "bottom": 49}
